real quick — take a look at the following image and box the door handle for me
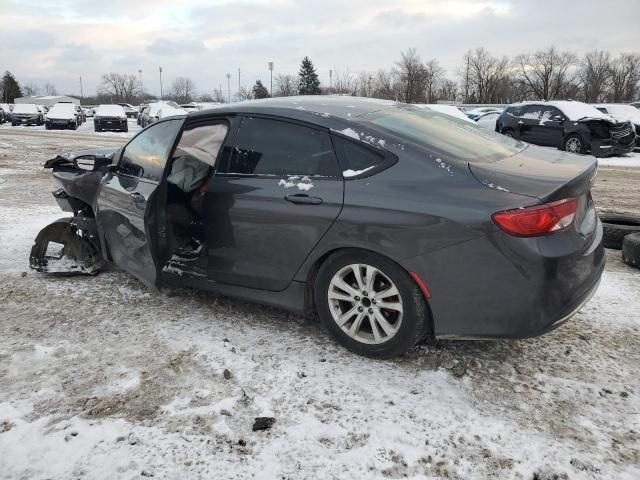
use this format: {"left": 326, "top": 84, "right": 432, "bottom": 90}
{"left": 130, "top": 192, "right": 145, "bottom": 203}
{"left": 285, "top": 194, "right": 323, "bottom": 205}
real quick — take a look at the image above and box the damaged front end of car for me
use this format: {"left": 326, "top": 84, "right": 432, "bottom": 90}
{"left": 582, "top": 118, "right": 636, "bottom": 157}
{"left": 30, "top": 148, "right": 118, "bottom": 275}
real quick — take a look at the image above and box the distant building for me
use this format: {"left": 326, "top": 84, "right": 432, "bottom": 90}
{"left": 14, "top": 95, "right": 80, "bottom": 107}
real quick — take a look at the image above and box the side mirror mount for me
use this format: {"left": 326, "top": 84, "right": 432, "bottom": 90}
{"left": 74, "top": 155, "right": 113, "bottom": 171}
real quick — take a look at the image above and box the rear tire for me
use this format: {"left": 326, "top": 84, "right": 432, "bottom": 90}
{"left": 563, "top": 135, "right": 586, "bottom": 154}
{"left": 600, "top": 213, "right": 640, "bottom": 250}
{"left": 314, "top": 249, "right": 430, "bottom": 359}
{"left": 622, "top": 233, "right": 640, "bottom": 269}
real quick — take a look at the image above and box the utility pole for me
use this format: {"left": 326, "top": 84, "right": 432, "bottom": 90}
{"left": 226, "top": 73, "right": 231, "bottom": 103}
{"left": 159, "top": 66, "right": 163, "bottom": 100}
{"left": 79, "top": 75, "right": 84, "bottom": 99}
{"left": 238, "top": 68, "right": 241, "bottom": 98}
{"left": 268, "top": 61, "right": 274, "bottom": 97}
{"left": 138, "top": 69, "right": 143, "bottom": 90}
{"left": 329, "top": 69, "right": 333, "bottom": 93}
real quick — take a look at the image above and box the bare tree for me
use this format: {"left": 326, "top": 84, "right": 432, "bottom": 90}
{"left": 514, "top": 46, "right": 577, "bottom": 100}
{"left": 211, "top": 88, "right": 226, "bottom": 103}
{"left": 462, "top": 47, "right": 511, "bottom": 103}
{"left": 274, "top": 74, "right": 298, "bottom": 97}
{"left": 371, "top": 69, "right": 396, "bottom": 100}
{"left": 236, "top": 86, "right": 254, "bottom": 101}
{"left": 393, "top": 48, "right": 428, "bottom": 103}
{"left": 171, "top": 77, "right": 197, "bottom": 103}
{"left": 23, "top": 82, "right": 39, "bottom": 97}
{"left": 43, "top": 82, "right": 58, "bottom": 96}
{"left": 437, "top": 79, "right": 458, "bottom": 102}
{"left": 98, "top": 73, "right": 140, "bottom": 103}
{"left": 579, "top": 50, "right": 611, "bottom": 103}
{"left": 608, "top": 53, "right": 640, "bottom": 102}
{"left": 332, "top": 70, "right": 359, "bottom": 96}
{"left": 423, "top": 59, "right": 445, "bottom": 103}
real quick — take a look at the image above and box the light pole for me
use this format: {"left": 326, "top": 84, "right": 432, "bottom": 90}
{"left": 138, "top": 69, "right": 143, "bottom": 90}
{"left": 159, "top": 66, "right": 163, "bottom": 100}
{"left": 238, "top": 68, "right": 241, "bottom": 98}
{"left": 226, "top": 73, "right": 231, "bottom": 103}
{"left": 79, "top": 75, "right": 84, "bottom": 99}
{"left": 268, "top": 61, "right": 274, "bottom": 97}
{"left": 329, "top": 69, "right": 333, "bottom": 93}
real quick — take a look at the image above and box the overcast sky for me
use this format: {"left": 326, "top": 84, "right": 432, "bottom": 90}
{"left": 1, "top": 0, "right": 639, "bottom": 98}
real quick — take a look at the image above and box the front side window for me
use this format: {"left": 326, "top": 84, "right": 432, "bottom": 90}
{"left": 541, "top": 107, "right": 563, "bottom": 122}
{"left": 166, "top": 122, "right": 228, "bottom": 191}
{"left": 120, "top": 119, "right": 183, "bottom": 181}
{"left": 220, "top": 117, "right": 339, "bottom": 177}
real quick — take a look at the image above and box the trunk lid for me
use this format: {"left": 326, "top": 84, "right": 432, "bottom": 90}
{"left": 468, "top": 144, "right": 597, "bottom": 202}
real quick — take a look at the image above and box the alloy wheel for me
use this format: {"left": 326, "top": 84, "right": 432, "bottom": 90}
{"left": 327, "top": 263, "right": 403, "bottom": 345}
{"left": 565, "top": 137, "right": 582, "bottom": 153}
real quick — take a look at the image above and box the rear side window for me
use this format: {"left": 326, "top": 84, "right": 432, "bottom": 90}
{"left": 120, "top": 119, "right": 183, "bottom": 181}
{"left": 522, "top": 105, "right": 543, "bottom": 120}
{"left": 220, "top": 117, "right": 339, "bottom": 177}
{"left": 331, "top": 135, "right": 395, "bottom": 179}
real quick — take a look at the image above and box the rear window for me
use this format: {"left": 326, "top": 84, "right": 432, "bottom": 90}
{"left": 365, "top": 107, "right": 526, "bottom": 163}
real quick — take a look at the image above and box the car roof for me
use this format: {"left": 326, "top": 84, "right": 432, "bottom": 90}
{"left": 190, "top": 96, "right": 403, "bottom": 125}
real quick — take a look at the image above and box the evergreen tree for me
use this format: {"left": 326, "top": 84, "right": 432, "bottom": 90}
{"left": 297, "top": 57, "right": 321, "bottom": 95}
{"left": 252, "top": 80, "right": 270, "bottom": 99}
{"left": 1, "top": 71, "right": 22, "bottom": 103}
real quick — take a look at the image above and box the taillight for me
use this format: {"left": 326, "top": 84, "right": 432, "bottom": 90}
{"left": 492, "top": 198, "right": 578, "bottom": 237}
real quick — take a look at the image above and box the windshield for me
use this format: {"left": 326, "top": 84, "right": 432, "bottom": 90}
{"left": 604, "top": 105, "right": 640, "bottom": 123}
{"left": 96, "top": 105, "right": 125, "bottom": 117}
{"left": 48, "top": 104, "right": 76, "bottom": 117}
{"left": 365, "top": 107, "right": 526, "bottom": 163}
{"left": 13, "top": 104, "right": 38, "bottom": 114}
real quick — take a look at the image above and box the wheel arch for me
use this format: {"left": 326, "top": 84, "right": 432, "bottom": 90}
{"left": 303, "top": 246, "right": 435, "bottom": 337}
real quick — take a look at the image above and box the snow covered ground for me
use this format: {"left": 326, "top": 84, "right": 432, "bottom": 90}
{"left": 0, "top": 130, "right": 639, "bottom": 479}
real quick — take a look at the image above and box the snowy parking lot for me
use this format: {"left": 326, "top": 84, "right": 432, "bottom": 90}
{"left": 0, "top": 128, "right": 639, "bottom": 479}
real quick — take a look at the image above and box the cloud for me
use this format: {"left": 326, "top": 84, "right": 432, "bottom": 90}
{"left": 59, "top": 43, "right": 98, "bottom": 63}
{"left": 0, "top": 0, "right": 638, "bottom": 97}
{"left": 146, "top": 38, "right": 208, "bottom": 56}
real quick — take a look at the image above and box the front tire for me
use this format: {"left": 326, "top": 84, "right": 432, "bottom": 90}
{"left": 314, "top": 249, "right": 430, "bottom": 359}
{"left": 563, "top": 135, "right": 585, "bottom": 154}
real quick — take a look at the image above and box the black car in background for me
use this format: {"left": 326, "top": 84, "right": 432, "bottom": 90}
{"left": 93, "top": 104, "right": 128, "bottom": 132}
{"left": 496, "top": 100, "right": 636, "bottom": 157}
{"left": 31, "top": 97, "right": 604, "bottom": 358}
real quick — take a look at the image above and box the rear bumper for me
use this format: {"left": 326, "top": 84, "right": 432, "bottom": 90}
{"left": 401, "top": 219, "right": 605, "bottom": 339}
